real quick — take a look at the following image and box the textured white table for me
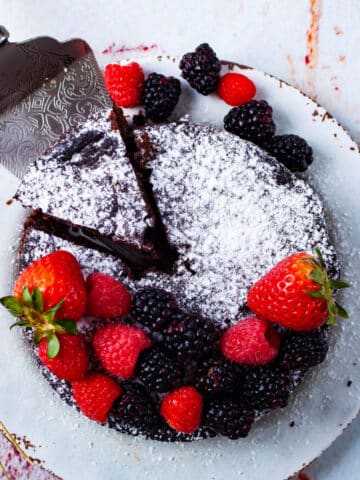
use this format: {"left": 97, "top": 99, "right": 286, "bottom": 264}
{"left": 1, "top": 1, "right": 359, "bottom": 479}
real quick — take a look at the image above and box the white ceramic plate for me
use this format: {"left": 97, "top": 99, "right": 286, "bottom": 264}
{"left": 0, "top": 55, "right": 359, "bottom": 480}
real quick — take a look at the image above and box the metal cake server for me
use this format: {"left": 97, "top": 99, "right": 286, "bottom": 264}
{"left": 0, "top": 26, "right": 112, "bottom": 179}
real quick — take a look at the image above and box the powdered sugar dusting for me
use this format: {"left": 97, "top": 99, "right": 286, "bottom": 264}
{"left": 134, "top": 123, "right": 337, "bottom": 325}
{"left": 16, "top": 109, "right": 149, "bottom": 248}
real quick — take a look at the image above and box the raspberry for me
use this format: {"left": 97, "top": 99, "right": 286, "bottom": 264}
{"left": 131, "top": 288, "right": 177, "bottom": 331}
{"left": 38, "top": 333, "right": 88, "bottom": 381}
{"left": 220, "top": 317, "right": 280, "bottom": 365}
{"left": 160, "top": 386, "right": 203, "bottom": 434}
{"left": 241, "top": 366, "right": 291, "bottom": 411}
{"left": 72, "top": 373, "right": 122, "bottom": 423}
{"left": 194, "top": 356, "right": 236, "bottom": 396}
{"left": 265, "top": 134, "right": 313, "bottom": 172}
{"left": 203, "top": 399, "right": 255, "bottom": 439}
{"left": 141, "top": 73, "right": 181, "bottom": 122}
{"left": 278, "top": 328, "right": 329, "bottom": 371}
{"left": 92, "top": 323, "right": 151, "bottom": 379}
{"left": 104, "top": 62, "right": 144, "bottom": 108}
{"left": 110, "top": 382, "right": 160, "bottom": 433}
{"left": 224, "top": 100, "right": 276, "bottom": 145}
{"left": 136, "top": 347, "right": 184, "bottom": 392}
{"left": 163, "top": 311, "right": 220, "bottom": 361}
{"left": 179, "top": 43, "right": 221, "bottom": 95}
{"left": 86, "top": 273, "right": 131, "bottom": 319}
{"left": 217, "top": 73, "right": 256, "bottom": 106}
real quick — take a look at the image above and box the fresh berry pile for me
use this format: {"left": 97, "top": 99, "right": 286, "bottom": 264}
{"left": 0, "top": 246, "right": 349, "bottom": 441}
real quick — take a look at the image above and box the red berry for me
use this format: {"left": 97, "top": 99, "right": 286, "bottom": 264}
{"left": 38, "top": 333, "right": 89, "bottom": 381}
{"left": 86, "top": 273, "right": 131, "bottom": 319}
{"left": 217, "top": 72, "right": 256, "bottom": 106}
{"left": 13, "top": 250, "right": 86, "bottom": 321}
{"left": 72, "top": 373, "right": 122, "bottom": 423}
{"left": 220, "top": 317, "right": 280, "bottom": 365}
{"left": 92, "top": 323, "right": 151, "bottom": 379}
{"left": 104, "top": 62, "right": 144, "bottom": 108}
{"left": 247, "top": 251, "right": 349, "bottom": 332}
{"left": 160, "top": 386, "right": 203, "bottom": 434}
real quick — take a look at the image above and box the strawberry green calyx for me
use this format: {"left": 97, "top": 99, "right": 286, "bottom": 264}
{"left": 0, "top": 286, "right": 78, "bottom": 358}
{"left": 303, "top": 248, "right": 351, "bottom": 326}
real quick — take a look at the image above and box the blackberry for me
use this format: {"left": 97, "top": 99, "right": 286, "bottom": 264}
{"left": 131, "top": 288, "right": 177, "bottom": 331}
{"left": 179, "top": 43, "right": 221, "bottom": 95}
{"left": 163, "top": 311, "right": 220, "bottom": 361}
{"left": 203, "top": 399, "right": 255, "bottom": 439}
{"left": 241, "top": 366, "right": 291, "bottom": 411}
{"left": 194, "top": 356, "right": 236, "bottom": 396}
{"left": 224, "top": 100, "right": 276, "bottom": 145}
{"left": 110, "top": 383, "right": 159, "bottom": 433}
{"left": 266, "top": 134, "right": 313, "bottom": 172}
{"left": 278, "top": 328, "right": 329, "bottom": 371}
{"left": 141, "top": 73, "right": 181, "bottom": 122}
{"left": 136, "top": 347, "right": 185, "bottom": 392}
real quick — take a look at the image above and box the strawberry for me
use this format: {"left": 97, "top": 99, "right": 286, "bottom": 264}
{"left": 72, "top": 373, "right": 122, "bottom": 423}
{"left": 0, "top": 251, "right": 86, "bottom": 358}
{"left": 247, "top": 249, "right": 350, "bottom": 332}
{"left": 220, "top": 317, "right": 280, "bottom": 365}
{"left": 86, "top": 273, "right": 131, "bottom": 319}
{"left": 38, "top": 333, "right": 88, "bottom": 381}
{"left": 13, "top": 250, "right": 86, "bottom": 321}
{"left": 92, "top": 323, "right": 151, "bottom": 379}
{"left": 160, "top": 386, "right": 203, "bottom": 434}
{"left": 104, "top": 62, "right": 144, "bottom": 108}
{"left": 217, "top": 72, "right": 256, "bottom": 106}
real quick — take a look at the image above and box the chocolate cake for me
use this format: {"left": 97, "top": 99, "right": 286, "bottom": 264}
{"left": 16, "top": 119, "right": 339, "bottom": 441}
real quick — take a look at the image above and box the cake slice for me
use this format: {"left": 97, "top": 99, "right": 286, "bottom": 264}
{"left": 15, "top": 108, "right": 175, "bottom": 275}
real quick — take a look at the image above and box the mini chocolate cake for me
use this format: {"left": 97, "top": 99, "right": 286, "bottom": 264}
{"left": 17, "top": 121, "right": 338, "bottom": 442}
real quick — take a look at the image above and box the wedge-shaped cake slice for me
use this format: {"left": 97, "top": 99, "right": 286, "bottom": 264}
{"left": 15, "top": 108, "right": 169, "bottom": 274}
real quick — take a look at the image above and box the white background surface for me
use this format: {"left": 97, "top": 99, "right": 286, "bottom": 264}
{"left": 1, "top": 1, "right": 359, "bottom": 479}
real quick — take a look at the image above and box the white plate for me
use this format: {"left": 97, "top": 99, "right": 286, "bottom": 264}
{"left": 0, "top": 55, "right": 359, "bottom": 480}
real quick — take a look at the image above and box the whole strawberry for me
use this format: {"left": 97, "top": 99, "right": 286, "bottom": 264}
{"left": 160, "top": 386, "right": 203, "bottom": 434}
{"left": 38, "top": 333, "right": 88, "bottom": 381}
{"left": 86, "top": 273, "right": 131, "bottom": 319}
{"left": 93, "top": 323, "right": 151, "bottom": 379}
{"left": 0, "top": 251, "right": 86, "bottom": 358}
{"left": 220, "top": 317, "right": 280, "bottom": 365}
{"left": 247, "top": 249, "right": 350, "bottom": 331}
{"left": 72, "top": 373, "right": 122, "bottom": 423}
{"left": 104, "top": 62, "right": 144, "bottom": 108}
{"left": 13, "top": 250, "right": 86, "bottom": 320}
